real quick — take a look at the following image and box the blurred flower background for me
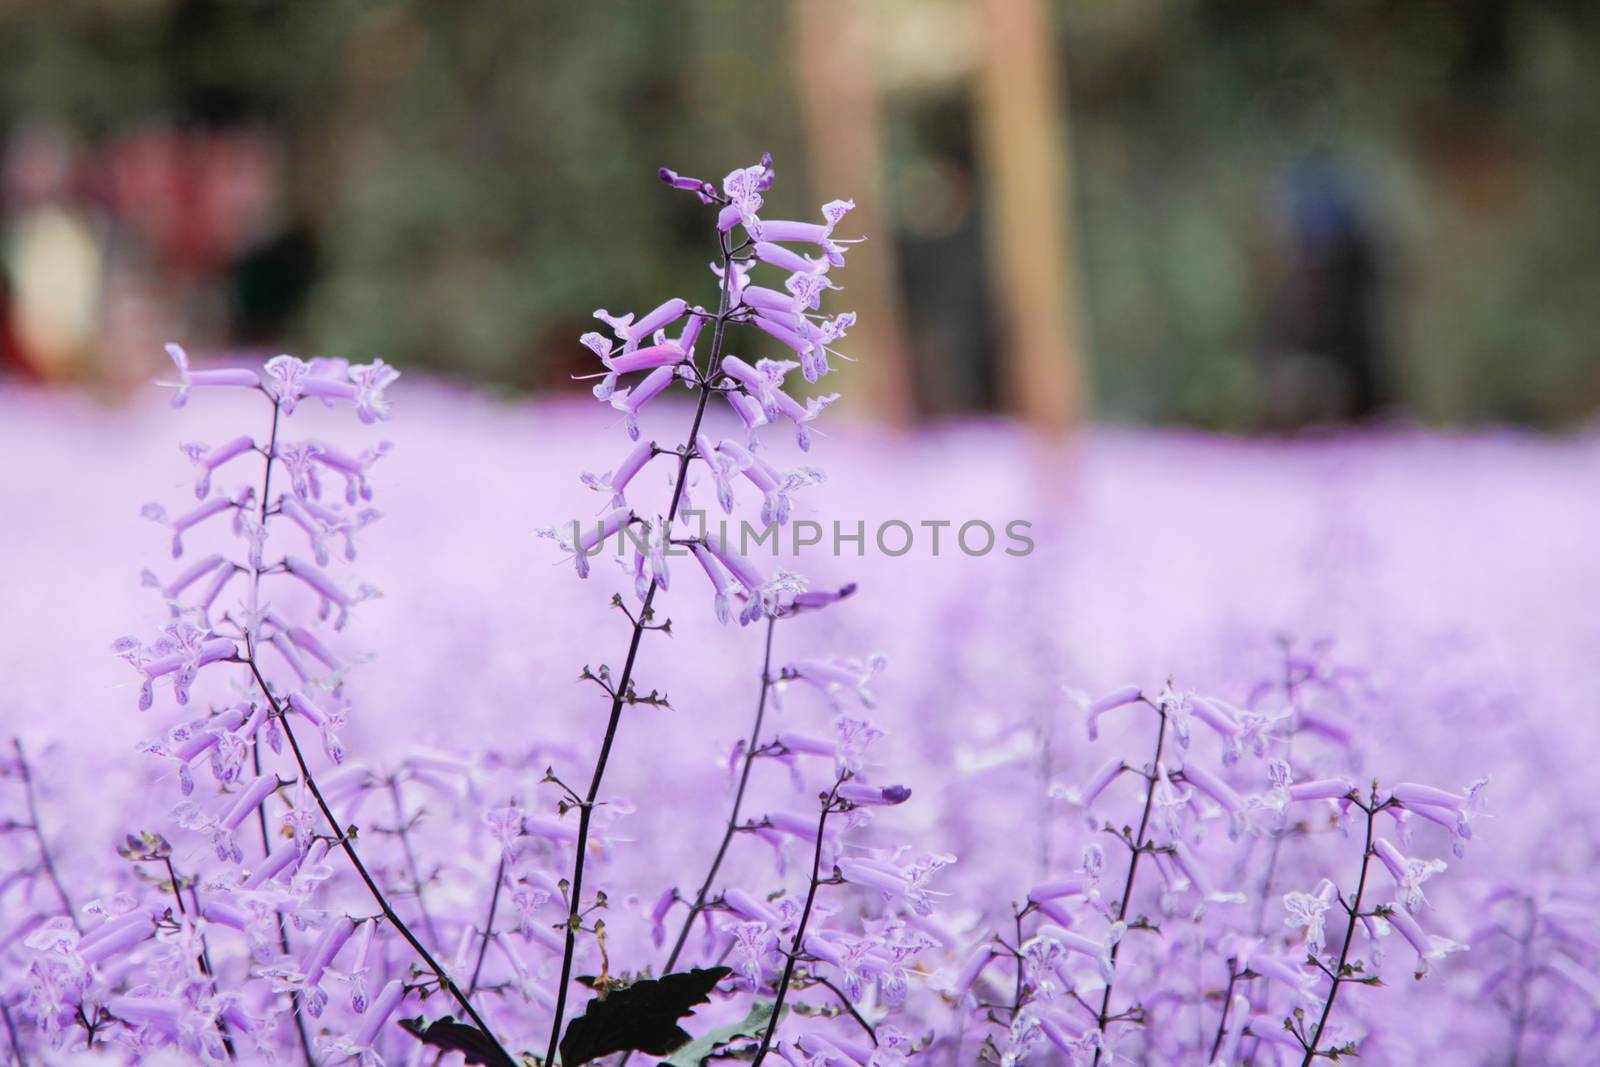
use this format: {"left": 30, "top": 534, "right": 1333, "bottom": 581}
{"left": 3, "top": 3, "right": 1599, "bottom": 1065}
{"left": 2, "top": 0, "right": 1596, "bottom": 428}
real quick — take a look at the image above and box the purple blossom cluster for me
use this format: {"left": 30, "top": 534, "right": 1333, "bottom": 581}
{"left": 0, "top": 159, "right": 1592, "bottom": 1067}
{"left": 956, "top": 663, "right": 1484, "bottom": 1066}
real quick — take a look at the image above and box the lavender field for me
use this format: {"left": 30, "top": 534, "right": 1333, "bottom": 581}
{"left": 3, "top": 346, "right": 1598, "bottom": 1065}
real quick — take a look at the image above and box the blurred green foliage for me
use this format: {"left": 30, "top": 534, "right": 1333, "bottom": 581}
{"left": 1, "top": 0, "right": 1595, "bottom": 425}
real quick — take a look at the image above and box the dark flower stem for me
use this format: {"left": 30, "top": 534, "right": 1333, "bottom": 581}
{"left": 13, "top": 740, "right": 80, "bottom": 933}
{"left": 258, "top": 670, "right": 511, "bottom": 1059}
{"left": 662, "top": 613, "right": 781, "bottom": 972}
{"left": 469, "top": 853, "right": 507, "bottom": 997}
{"left": 813, "top": 973, "right": 877, "bottom": 1045}
{"left": 1091, "top": 697, "right": 1168, "bottom": 1067}
{"left": 241, "top": 391, "right": 509, "bottom": 1061}
{"left": 246, "top": 393, "right": 328, "bottom": 1067}
{"left": 386, "top": 776, "right": 442, "bottom": 950}
{"left": 1506, "top": 895, "right": 1536, "bottom": 1067}
{"left": 1209, "top": 960, "right": 1241, "bottom": 1060}
{"left": 251, "top": 741, "right": 317, "bottom": 1067}
{"left": 1011, "top": 906, "right": 1030, "bottom": 1020}
{"left": 1299, "top": 791, "right": 1378, "bottom": 1066}
{"left": 750, "top": 777, "right": 849, "bottom": 1067}
{"left": 542, "top": 230, "right": 738, "bottom": 1067}
{"left": 160, "top": 858, "right": 238, "bottom": 1060}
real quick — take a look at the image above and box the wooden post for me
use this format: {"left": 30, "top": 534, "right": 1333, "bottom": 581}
{"left": 974, "top": 0, "right": 1086, "bottom": 434}
{"left": 790, "top": 0, "right": 916, "bottom": 426}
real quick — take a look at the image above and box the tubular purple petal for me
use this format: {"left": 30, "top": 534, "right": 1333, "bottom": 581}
{"left": 288, "top": 691, "right": 330, "bottom": 727}
{"left": 106, "top": 996, "right": 182, "bottom": 1034}
{"left": 1028, "top": 878, "right": 1092, "bottom": 904}
{"left": 751, "top": 311, "right": 815, "bottom": 356}
{"left": 612, "top": 364, "right": 677, "bottom": 416}
{"left": 284, "top": 555, "right": 351, "bottom": 607}
{"left": 1392, "top": 782, "right": 1472, "bottom": 810}
{"left": 951, "top": 944, "right": 1001, "bottom": 997}
{"left": 200, "top": 899, "right": 249, "bottom": 931}
{"left": 578, "top": 507, "right": 635, "bottom": 557}
{"left": 302, "top": 915, "right": 357, "bottom": 983}
{"left": 190, "top": 368, "right": 262, "bottom": 389}
{"left": 172, "top": 494, "right": 233, "bottom": 534}
{"left": 79, "top": 915, "right": 156, "bottom": 964}
{"left": 1374, "top": 837, "right": 1408, "bottom": 882}
{"left": 1090, "top": 684, "right": 1142, "bottom": 715}
{"left": 837, "top": 782, "right": 911, "bottom": 806}
{"left": 756, "top": 219, "right": 831, "bottom": 245}
{"left": 287, "top": 626, "right": 344, "bottom": 672}
{"left": 1178, "top": 760, "right": 1244, "bottom": 815}
{"left": 204, "top": 434, "right": 256, "bottom": 470}
{"left": 741, "top": 285, "right": 796, "bottom": 313}
{"left": 353, "top": 979, "right": 406, "bottom": 1046}
{"left": 221, "top": 773, "right": 281, "bottom": 832}
{"left": 197, "top": 563, "right": 238, "bottom": 614}
{"left": 163, "top": 553, "right": 227, "bottom": 599}
{"left": 790, "top": 583, "right": 856, "bottom": 611}
{"left": 774, "top": 731, "right": 836, "bottom": 757}
{"left": 301, "top": 377, "right": 358, "bottom": 402}
{"left": 1191, "top": 695, "right": 1241, "bottom": 737}
{"left": 723, "top": 889, "right": 781, "bottom": 925}
{"left": 754, "top": 241, "right": 823, "bottom": 275}
{"left": 1076, "top": 757, "right": 1127, "bottom": 805}
{"left": 243, "top": 843, "right": 301, "bottom": 888}
{"left": 632, "top": 298, "right": 689, "bottom": 339}
{"left": 1288, "top": 778, "right": 1358, "bottom": 803}
{"left": 606, "top": 343, "right": 688, "bottom": 375}
{"left": 720, "top": 355, "right": 764, "bottom": 390}
{"left": 702, "top": 533, "right": 764, "bottom": 592}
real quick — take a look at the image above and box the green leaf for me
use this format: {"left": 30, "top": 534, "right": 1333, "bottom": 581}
{"left": 661, "top": 999, "right": 783, "bottom": 1067}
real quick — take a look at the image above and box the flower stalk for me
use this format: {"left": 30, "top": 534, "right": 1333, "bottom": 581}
{"left": 543, "top": 227, "right": 739, "bottom": 1067}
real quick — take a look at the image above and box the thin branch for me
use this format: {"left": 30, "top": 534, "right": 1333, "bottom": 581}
{"left": 160, "top": 859, "right": 237, "bottom": 1060}
{"left": 13, "top": 739, "right": 80, "bottom": 933}
{"left": 1091, "top": 699, "right": 1168, "bottom": 1066}
{"left": 249, "top": 656, "right": 512, "bottom": 1062}
{"left": 1298, "top": 793, "right": 1378, "bottom": 1065}
{"left": 810, "top": 973, "right": 877, "bottom": 1046}
{"left": 469, "top": 854, "right": 508, "bottom": 998}
{"left": 1209, "top": 959, "right": 1241, "bottom": 1060}
{"left": 1011, "top": 906, "right": 1029, "bottom": 1021}
{"left": 248, "top": 393, "right": 321, "bottom": 1067}
{"left": 662, "top": 614, "right": 780, "bottom": 972}
{"left": 385, "top": 776, "right": 442, "bottom": 950}
{"left": 749, "top": 777, "right": 849, "bottom": 1067}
